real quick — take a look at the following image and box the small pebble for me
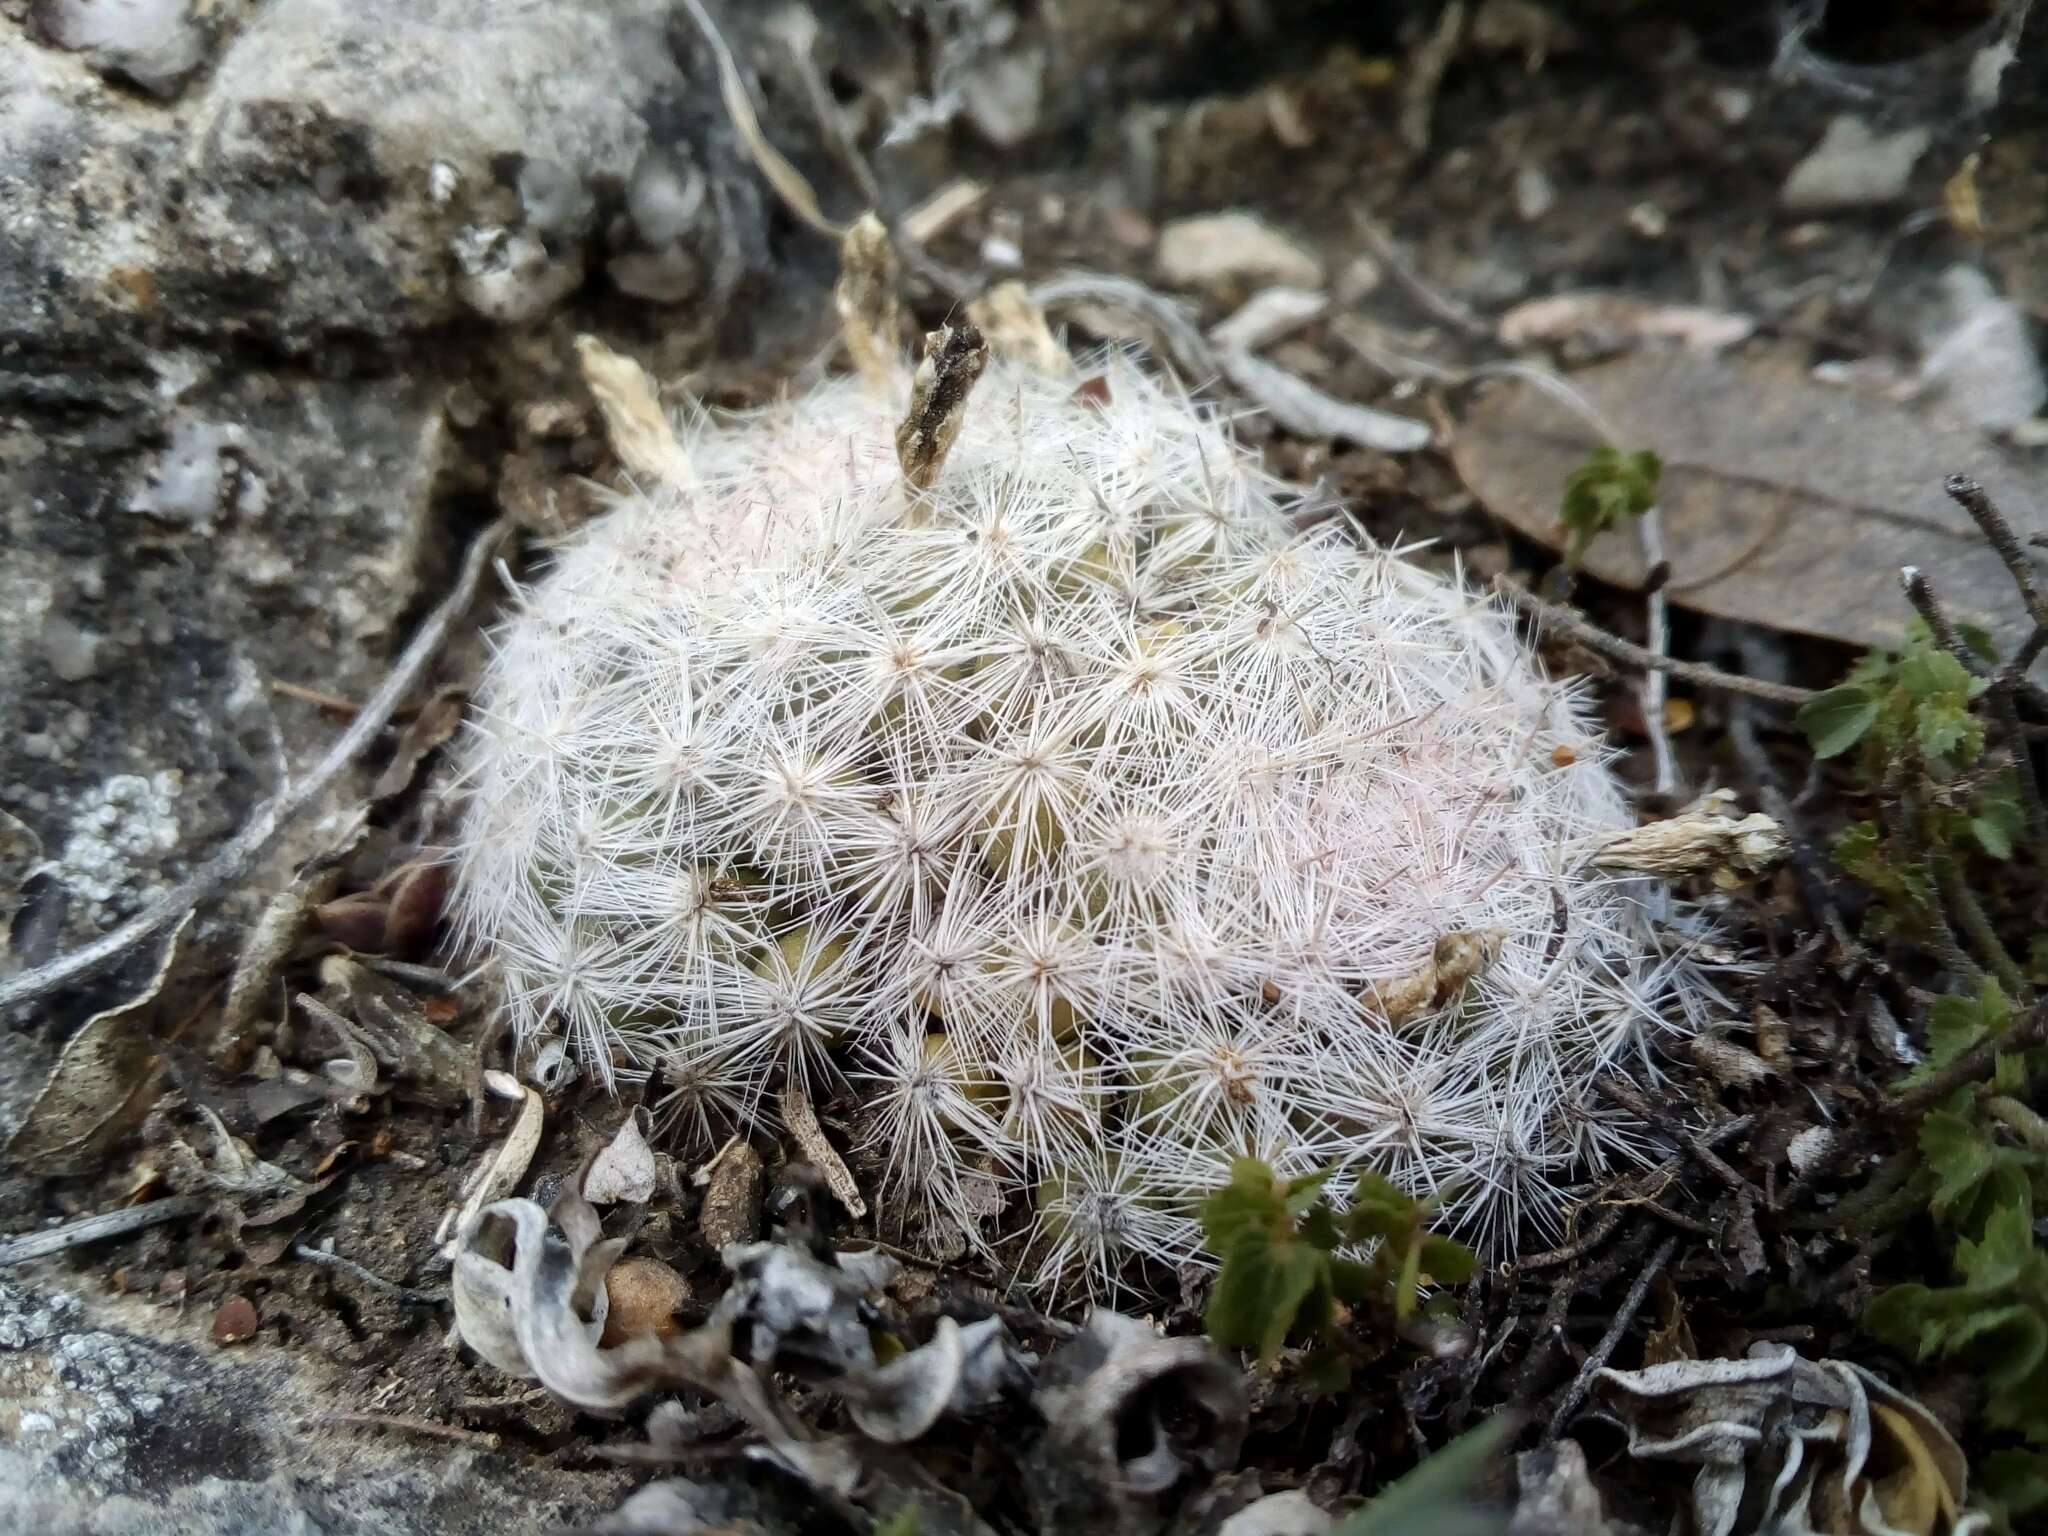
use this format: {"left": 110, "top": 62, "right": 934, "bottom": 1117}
{"left": 211, "top": 1295, "right": 258, "bottom": 1345}
{"left": 599, "top": 1257, "right": 692, "bottom": 1346}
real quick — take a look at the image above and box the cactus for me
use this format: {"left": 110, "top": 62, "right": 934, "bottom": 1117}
{"left": 450, "top": 333, "right": 1715, "bottom": 1296}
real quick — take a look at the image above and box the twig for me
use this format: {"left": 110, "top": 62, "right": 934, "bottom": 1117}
{"left": 0, "top": 1196, "right": 208, "bottom": 1268}
{"left": 269, "top": 680, "right": 369, "bottom": 716}
{"left": 1637, "top": 511, "right": 1679, "bottom": 796}
{"left": 1900, "top": 567, "right": 1989, "bottom": 678}
{"left": 1351, "top": 212, "right": 1492, "bottom": 339}
{"left": 1888, "top": 1004, "right": 2048, "bottom": 1118}
{"left": 293, "top": 1243, "right": 448, "bottom": 1307}
{"left": 1598, "top": 1081, "right": 1757, "bottom": 1197}
{"left": 677, "top": 0, "right": 843, "bottom": 240}
{"left": 780, "top": 1083, "right": 866, "bottom": 1217}
{"left": 311, "top": 1412, "right": 501, "bottom": 1450}
{"left": 1948, "top": 476, "right": 2048, "bottom": 634}
{"left": 1397, "top": 0, "right": 1469, "bottom": 155}
{"left": 1513, "top": 1205, "right": 1623, "bottom": 1272}
{"left": 1030, "top": 272, "right": 1221, "bottom": 381}
{"left": 0, "top": 520, "right": 513, "bottom": 1012}
{"left": 1936, "top": 854, "right": 2032, "bottom": 1000}
{"left": 1492, "top": 577, "right": 1817, "bottom": 706}
{"left": 1544, "top": 1234, "right": 1679, "bottom": 1442}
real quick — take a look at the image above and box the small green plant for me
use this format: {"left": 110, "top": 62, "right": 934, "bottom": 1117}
{"left": 1796, "top": 478, "right": 2048, "bottom": 1527}
{"left": 1797, "top": 620, "right": 2025, "bottom": 945}
{"left": 1199, "top": 1157, "right": 1475, "bottom": 1390}
{"left": 1560, "top": 445, "right": 1661, "bottom": 567}
{"left": 1858, "top": 979, "right": 2048, "bottom": 1514}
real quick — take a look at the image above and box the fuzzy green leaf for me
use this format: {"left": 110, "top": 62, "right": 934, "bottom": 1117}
{"left": 1207, "top": 1226, "right": 1330, "bottom": 1362}
{"left": 1560, "top": 447, "right": 1661, "bottom": 567}
{"left": 1973, "top": 795, "right": 2024, "bottom": 860}
{"left": 1797, "top": 684, "right": 1881, "bottom": 759}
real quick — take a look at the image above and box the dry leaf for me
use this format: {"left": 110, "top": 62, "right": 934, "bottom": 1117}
{"left": 371, "top": 687, "right": 468, "bottom": 802}
{"left": 584, "top": 1108, "right": 658, "bottom": 1206}
{"left": 1593, "top": 1343, "right": 1988, "bottom": 1536}
{"left": 1591, "top": 790, "right": 1785, "bottom": 887}
{"left": 4, "top": 913, "right": 189, "bottom": 1175}
{"left": 1498, "top": 292, "right": 1755, "bottom": 352}
{"left": 1451, "top": 347, "right": 2048, "bottom": 653}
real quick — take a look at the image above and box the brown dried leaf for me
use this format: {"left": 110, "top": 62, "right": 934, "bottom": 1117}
{"left": 1451, "top": 347, "right": 2048, "bottom": 652}
{"left": 897, "top": 324, "right": 991, "bottom": 492}
{"left": 371, "top": 687, "right": 468, "bottom": 802}
{"left": 4, "top": 914, "right": 188, "bottom": 1175}
{"left": 835, "top": 212, "right": 906, "bottom": 392}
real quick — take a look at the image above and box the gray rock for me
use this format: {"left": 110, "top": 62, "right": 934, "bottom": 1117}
{"left": 31, "top": 0, "right": 236, "bottom": 101}
{"left": 0, "top": 363, "right": 448, "bottom": 1006}
{"left": 1780, "top": 115, "right": 1931, "bottom": 211}
{"left": 0, "top": 1272, "right": 632, "bottom": 1535}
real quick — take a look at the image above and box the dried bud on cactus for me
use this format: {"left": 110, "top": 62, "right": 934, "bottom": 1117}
{"left": 451, "top": 324, "right": 1715, "bottom": 1295}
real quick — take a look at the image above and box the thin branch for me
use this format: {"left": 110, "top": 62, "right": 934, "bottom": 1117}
{"left": 1948, "top": 475, "right": 2048, "bottom": 634}
{"left": 1900, "top": 566, "right": 1990, "bottom": 677}
{"left": 1492, "top": 576, "right": 1817, "bottom": 706}
{"left": 1351, "top": 210, "right": 1493, "bottom": 339}
{"left": 1637, "top": 512, "right": 1679, "bottom": 795}
{"left": 1937, "top": 855, "right": 2032, "bottom": 1001}
{"left": 1888, "top": 1004, "right": 2048, "bottom": 1118}
{"left": 0, "top": 1196, "right": 208, "bottom": 1268}
{"left": 311, "top": 1412, "right": 501, "bottom": 1451}
{"left": 0, "top": 520, "right": 512, "bottom": 1012}
{"left": 294, "top": 1243, "right": 448, "bottom": 1307}
{"left": 1544, "top": 1234, "right": 1679, "bottom": 1441}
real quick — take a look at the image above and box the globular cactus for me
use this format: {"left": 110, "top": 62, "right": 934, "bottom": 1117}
{"left": 451, "top": 318, "right": 1714, "bottom": 1296}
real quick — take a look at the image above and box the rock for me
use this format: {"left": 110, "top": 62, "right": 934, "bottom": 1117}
{"left": 1780, "top": 115, "right": 1931, "bottom": 211}
{"left": 599, "top": 1256, "right": 692, "bottom": 1346}
{"left": 0, "top": 365, "right": 447, "bottom": 1006}
{"left": 1157, "top": 211, "right": 1325, "bottom": 295}
{"left": 31, "top": 0, "right": 233, "bottom": 101}
{"left": 699, "top": 1141, "right": 766, "bottom": 1251}
{"left": 1916, "top": 265, "right": 2046, "bottom": 432}
{"left": 209, "top": 1294, "right": 259, "bottom": 1345}
{"left": 0, "top": 1274, "right": 631, "bottom": 1534}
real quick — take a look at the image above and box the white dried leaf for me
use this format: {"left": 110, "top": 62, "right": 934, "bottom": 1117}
{"left": 1594, "top": 1342, "right": 1989, "bottom": 1536}
{"left": 584, "top": 1109, "right": 657, "bottom": 1205}
{"left": 1591, "top": 790, "right": 1784, "bottom": 886}
{"left": 1209, "top": 287, "right": 1328, "bottom": 354}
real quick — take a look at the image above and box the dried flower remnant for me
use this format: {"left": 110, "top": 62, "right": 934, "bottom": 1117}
{"left": 451, "top": 286, "right": 1717, "bottom": 1295}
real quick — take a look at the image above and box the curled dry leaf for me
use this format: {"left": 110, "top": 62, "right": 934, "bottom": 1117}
{"left": 1591, "top": 790, "right": 1784, "bottom": 888}
{"left": 316, "top": 956, "right": 468, "bottom": 1105}
{"left": 1366, "top": 930, "right": 1502, "bottom": 1027}
{"left": 1594, "top": 1342, "right": 1990, "bottom": 1536}
{"left": 1026, "top": 1310, "right": 1249, "bottom": 1535}
{"left": 967, "top": 280, "right": 1072, "bottom": 376}
{"left": 437, "top": 1070, "right": 544, "bottom": 1257}
{"left": 453, "top": 1189, "right": 1025, "bottom": 1497}
{"left": 370, "top": 687, "right": 470, "bottom": 803}
{"left": 839, "top": 1315, "right": 1031, "bottom": 1443}
{"left": 1451, "top": 347, "right": 2048, "bottom": 654}
{"left": 4, "top": 912, "right": 190, "bottom": 1176}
